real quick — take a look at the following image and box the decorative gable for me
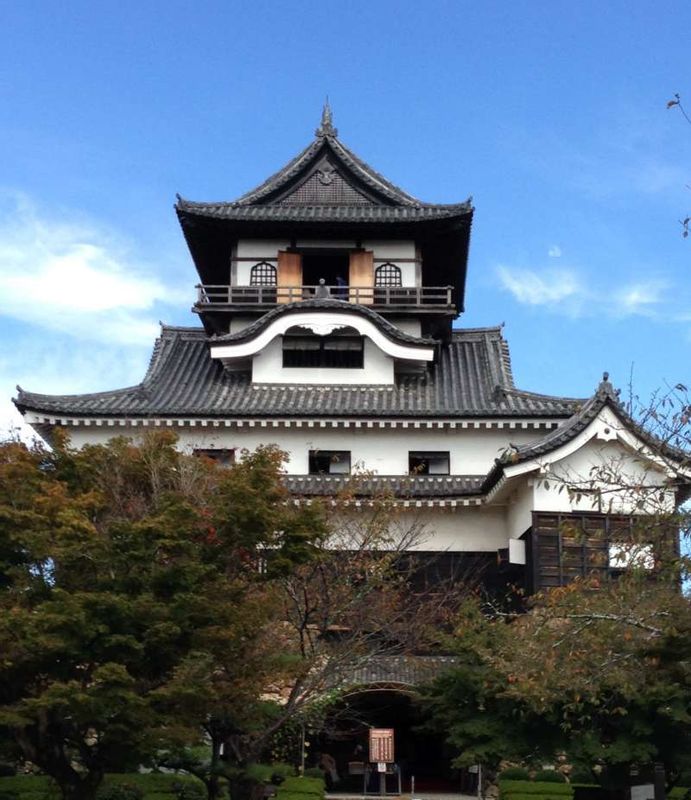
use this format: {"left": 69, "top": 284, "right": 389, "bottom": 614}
{"left": 278, "top": 161, "right": 374, "bottom": 205}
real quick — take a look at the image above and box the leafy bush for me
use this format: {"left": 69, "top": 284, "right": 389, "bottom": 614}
{"left": 0, "top": 777, "right": 58, "bottom": 800}
{"left": 568, "top": 769, "right": 598, "bottom": 786}
{"left": 171, "top": 782, "right": 205, "bottom": 800}
{"left": 500, "top": 781, "right": 573, "bottom": 800}
{"left": 97, "top": 782, "right": 145, "bottom": 800}
{"left": 0, "top": 774, "right": 205, "bottom": 800}
{"left": 278, "top": 777, "right": 323, "bottom": 796}
{"left": 503, "top": 794, "right": 570, "bottom": 800}
{"left": 534, "top": 772, "right": 566, "bottom": 784}
{"left": 499, "top": 769, "right": 531, "bottom": 781}
{"left": 0, "top": 766, "right": 16, "bottom": 779}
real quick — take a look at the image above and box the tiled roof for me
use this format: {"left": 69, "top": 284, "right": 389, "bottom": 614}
{"left": 15, "top": 325, "right": 582, "bottom": 420}
{"left": 175, "top": 201, "right": 471, "bottom": 223}
{"left": 282, "top": 474, "right": 485, "bottom": 498}
{"left": 211, "top": 300, "right": 437, "bottom": 347}
{"left": 333, "top": 656, "right": 457, "bottom": 689}
{"left": 483, "top": 374, "right": 690, "bottom": 491}
{"left": 175, "top": 117, "right": 472, "bottom": 224}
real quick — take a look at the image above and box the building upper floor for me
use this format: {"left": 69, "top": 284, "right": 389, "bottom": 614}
{"left": 176, "top": 105, "right": 473, "bottom": 338}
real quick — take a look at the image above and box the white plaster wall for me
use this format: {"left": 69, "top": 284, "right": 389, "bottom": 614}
{"left": 505, "top": 482, "right": 535, "bottom": 540}
{"left": 387, "top": 318, "right": 422, "bottom": 337}
{"left": 229, "top": 317, "right": 258, "bottom": 334}
{"left": 406, "top": 508, "right": 508, "bottom": 551}
{"left": 328, "top": 506, "right": 508, "bottom": 552}
{"left": 251, "top": 337, "right": 395, "bottom": 385}
{"left": 65, "top": 424, "right": 544, "bottom": 477}
{"left": 363, "top": 240, "right": 417, "bottom": 286}
{"left": 543, "top": 437, "right": 676, "bottom": 515}
{"left": 235, "top": 240, "right": 289, "bottom": 284}
{"left": 234, "top": 240, "right": 418, "bottom": 287}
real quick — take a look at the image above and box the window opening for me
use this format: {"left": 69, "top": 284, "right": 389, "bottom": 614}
{"left": 301, "top": 250, "right": 350, "bottom": 290}
{"left": 408, "top": 451, "right": 450, "bottom": 475}
{"left": 375, "top": 263, "right": 402, "bottom": 287}
{"left": 308, "top": 450, "right": 351, "bottom": 475}
{"left": 283, "top": 329, "right": 364, "bottom": 368}
{"left": 249, "top": 262, "right": 277, "bottom": 286}
{"left": 193, "top": 449, "right": 236, "bottom": 467}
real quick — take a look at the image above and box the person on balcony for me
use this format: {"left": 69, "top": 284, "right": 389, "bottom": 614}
{"left": 315, "top": 278, "right": 331, "bottom": 298}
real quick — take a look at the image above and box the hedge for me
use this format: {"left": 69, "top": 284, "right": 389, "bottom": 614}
{"left": 0, "top": 774, "right": 204, "bottom": 800}
{"left": 500, "top": 780, "right": 574, "bottom": 800}
{"left": 277, "top": 778, "right": 322, "bottom": 796}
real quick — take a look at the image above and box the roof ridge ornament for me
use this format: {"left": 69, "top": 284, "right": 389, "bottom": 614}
{"left": 315, "top": 98, "right": 338, "bottom": 138}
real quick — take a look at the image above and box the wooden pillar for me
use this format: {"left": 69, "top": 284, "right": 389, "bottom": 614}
{"left": 277, "top": 251, "right": 302, "bottom": 303}
{"left": 349, "top": 250, "right": 374, "bottom": 305}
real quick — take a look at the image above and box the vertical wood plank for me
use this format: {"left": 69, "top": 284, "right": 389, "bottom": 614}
{"left": 277, "top": 251, "right": 302, "bottom": 303}
{"left": 349, "top": 250, "right": 374, "bottom": 304}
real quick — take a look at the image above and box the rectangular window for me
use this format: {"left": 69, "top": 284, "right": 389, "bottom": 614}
{"left": 408, "top": 451, "right": 450, "bottom": 475}
{"left": 193, "top": 448, "right": 236, "bottom": 467}
{"left": 282, "top": 335, "right": 364, "bottom": 368}
{"left": 308, "top": 450, "right": 351, "bottom": 475}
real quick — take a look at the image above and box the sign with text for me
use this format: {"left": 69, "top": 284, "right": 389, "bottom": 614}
{"left": 369, "top": 728, "right": 394, "bottom": 764}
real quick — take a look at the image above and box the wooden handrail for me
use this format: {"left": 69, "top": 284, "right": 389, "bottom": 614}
{"left": 195, "top": 284, "right": 455, "bottom": 307}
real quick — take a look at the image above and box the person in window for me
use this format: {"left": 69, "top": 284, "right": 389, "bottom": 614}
{"left": 335, "top": 275, "right": 348, "bottom": 299}
{"left": 315, "top": 278, "right": 331, "bottom": 298}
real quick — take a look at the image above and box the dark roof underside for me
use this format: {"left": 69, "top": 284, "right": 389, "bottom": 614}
{"left": 175, "top": 126, "right": 473, "bottom": 309}
{"left": 15, "top": 325, "right": 581, "bottom": 419}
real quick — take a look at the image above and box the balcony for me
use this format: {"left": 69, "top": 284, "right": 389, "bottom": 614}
{"left": 195, "top": 284, "right": 455, "bottom": 310}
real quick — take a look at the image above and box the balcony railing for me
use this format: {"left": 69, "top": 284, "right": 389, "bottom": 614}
{"left": 195, "top": 284, "right": 455, "bottom": 308}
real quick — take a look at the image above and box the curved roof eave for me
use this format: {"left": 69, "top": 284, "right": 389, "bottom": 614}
{"left": 482, "top": 375, "right": 691, "bottom": 493}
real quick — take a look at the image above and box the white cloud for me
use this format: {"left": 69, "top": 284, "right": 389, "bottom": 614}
{"left": 0, "top": 337, "right": 153, "bottom": 441}
{"left": 497, "top": 265, "right": 580, "bottom": 306}
{"left": 613, "top": 281, "right": 667, "bottom": 316}
{"left": 497, "top": 266, "right": 670, "bottom": 320}
{"left": 0, "top": 192, "right": 187, "bottom": 345}
{"left": 548, "top": 245, "right": 562, "bottom": 258}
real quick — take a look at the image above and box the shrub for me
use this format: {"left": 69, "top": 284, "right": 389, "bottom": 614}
{"left": 0, "top": 776, "right": 58, "bottom": 800}
{"left": 568, "top": 769, "right": 597, "bottom": 786}
{"left": 171, "top": 782, "right": 205, "bottom": 800}
{"left": 0, "top": 766, "right": 17, "bottom": 779}
{"left": 499, "top": 781, "right": 573, "bottom": 800}
{"left": 499, "top": 769, "right": 531, "bottom": 782}
{"left": 97, "top": 783, "right": 145, "bottom": 800}
{"left": 534, "top": 772, "right": 566, "bottom": 784}
{"left": 279, "top": 778, "right": 323, "bottom": 796}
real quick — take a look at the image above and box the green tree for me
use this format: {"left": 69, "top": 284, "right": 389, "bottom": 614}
{"left": 0, "top": 433, "right": 325, "bottom": 800}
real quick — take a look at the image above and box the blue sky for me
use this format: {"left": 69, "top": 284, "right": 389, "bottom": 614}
{"left": 1, "top": 0, "right": 690, "bottom": 434}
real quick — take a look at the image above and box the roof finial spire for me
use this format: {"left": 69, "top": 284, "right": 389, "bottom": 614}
{"left": 316, "top": 97, "right": 338, "bottom": 138}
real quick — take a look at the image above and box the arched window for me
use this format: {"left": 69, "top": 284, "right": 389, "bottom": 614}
{"left": 250, "top": 261, "right": 277, "bottom": 286}
{"left": 375, "top": 263, "right": 402, "bottom": 287}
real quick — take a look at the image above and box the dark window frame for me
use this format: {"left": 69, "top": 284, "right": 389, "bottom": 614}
{"left": 193, "top": 448, "right": 236, "bottom": 467}
{"left": 375, "top": 262, "right": 403, "bottom": 287}
{"left": 308, "top": 450, "right": 352, "bottom": 475}
{"left": 282, "top": 334, "right": 365, "bottom": 369}
{"left": 249, "top": 261, "right": 277, "bottom": 286}
{"left": 408, "top": 451, "right": 451, "bottom": 475}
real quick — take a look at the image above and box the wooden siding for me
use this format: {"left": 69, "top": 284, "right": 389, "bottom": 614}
{"left": 530, "top": 511, "right": 669, "bottom": 591}
{"left": 277, "top": 251, "right": 302, "bottom": 303}
{"left": 349, "top": 250, "right": 374, "bottom": 304}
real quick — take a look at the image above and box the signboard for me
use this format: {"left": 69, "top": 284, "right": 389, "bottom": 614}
{"left": 369, "top": 728, "right": 394, "bottom": 763}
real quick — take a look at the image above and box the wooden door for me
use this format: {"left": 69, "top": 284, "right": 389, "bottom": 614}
{"left": 349, "top": 250, "right": 374, "bottom": 304}
{"left": 277, "top": 251, "right": 302, "bottom": 303}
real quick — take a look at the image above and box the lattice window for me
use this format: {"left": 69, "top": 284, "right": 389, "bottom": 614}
{"left": 249, "top": 261, "right": 277, "bottom": 286}
{"left": 375, "top": 262, "right": 402, "bottom": 287}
